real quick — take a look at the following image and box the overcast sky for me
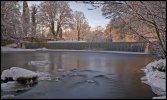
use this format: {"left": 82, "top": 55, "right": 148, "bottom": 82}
{"left": 27, "top": 1, "right": 110, "bottom": 28}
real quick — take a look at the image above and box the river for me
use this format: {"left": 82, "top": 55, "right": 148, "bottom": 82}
{"left": 1, "top": 51, "right": 156, "bottom": 99}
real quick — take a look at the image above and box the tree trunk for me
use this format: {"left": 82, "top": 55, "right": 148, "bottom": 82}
{"left": 78, "top": 31, "right": 80, "bottom": 41}
{"left": 56, "top": 23, "right": 60, "bottom": 38}
{"left": 59, "top": 27, "right": 62, "bottom": 39}
{"left": 51, "top": 21, "right": 56, "bottom": 39}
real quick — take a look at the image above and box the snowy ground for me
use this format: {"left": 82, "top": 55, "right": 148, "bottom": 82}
{"left": 5, "top": 43, "right": 18, "bottom": 48}
{"left": 47, "top": 40, "right": 87, "bottom": 43}
{"left": 141, "top": 59, "right": 166, "bottom": 99}
{"left": 1, "top": 47, "right": 36, "bottom": 52}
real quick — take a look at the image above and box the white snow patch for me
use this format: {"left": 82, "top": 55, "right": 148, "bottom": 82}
{"left": 5, "top": 43, "right": 18, "bottom": 48}
{"left": 140, "top": 76, "right": 147, "bottom": 81}
{"left": 57, "top": 68, "right": 64, "bottom": 72}
{"left": 1, "top": 81, "right": 18, "bottom": 90}
{"left": 47, "top": 40, "right": 87, "bottom": 43}
{"left": 35, "top": 47, "right": 48, "bottom": 51}
{"left": 1, "top": 47, "right": 35, "bottom": 52}
{"left": 153, "top": 96, "right": 166, "bottom": 99}
{"left": 147, "top": 71, "right": 166, "bottom": 92}
{"left": 87, "top": 79, "right": 96, "bottom": 83}
{"left": 145, "top": 59, "right": 166, "bottom": 73}
{"left": 1, "top": 67, "right": 38, "bottom": 81}
{"left": 141, "top": 59, "right": 166, "bottom": 97}
{"left": 1, "top": 95, "right": 15, "bottom": 99}
{"left": 28, "top": 60, "right": 50, "bottom": 67}
{"left": 1, "top": 81, "right": 29, "bottom": 92}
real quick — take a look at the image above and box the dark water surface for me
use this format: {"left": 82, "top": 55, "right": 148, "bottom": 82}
{"left": 1, "top": 51, "right": 156, "bottom": 99}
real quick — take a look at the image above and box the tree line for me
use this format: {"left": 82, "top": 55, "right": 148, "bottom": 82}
{"left": 1, "top": 1, "right": 140, "bottom": 42}
{"left": 1, "top": 1, "right": 91, "bottom": 41}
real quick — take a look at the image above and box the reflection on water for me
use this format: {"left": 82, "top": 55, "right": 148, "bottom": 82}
{"left": 1, "top": 51, "right": 155, "bottom": 99}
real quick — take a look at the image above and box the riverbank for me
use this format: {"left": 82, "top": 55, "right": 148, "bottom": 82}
{"left": 141, "top": 59, "right": 166, "bottom": 99}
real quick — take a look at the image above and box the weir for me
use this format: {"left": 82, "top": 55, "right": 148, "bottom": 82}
{"left": 23, "top": 42, "right": 148, "bottom": 52}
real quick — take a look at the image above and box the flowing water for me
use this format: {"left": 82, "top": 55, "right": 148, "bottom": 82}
{"left": 1, "top": 51, "right": 156, "bottom": 99}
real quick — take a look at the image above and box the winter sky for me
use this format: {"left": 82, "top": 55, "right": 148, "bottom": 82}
{"left": 27, "top": 1, "right": 110, "bottom": 28}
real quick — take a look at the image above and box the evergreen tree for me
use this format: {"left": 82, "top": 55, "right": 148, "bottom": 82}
{"left": 22, "top": 1, "right": 30, "bottom": 36}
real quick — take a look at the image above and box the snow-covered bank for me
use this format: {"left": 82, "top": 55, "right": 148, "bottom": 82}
{"left": 47, "top": 40, "right": 87, "bottom": 43}
{"left": 1, "top": 47, "right": 35, "bottom": 52}
{"left": 141, "top": 59, "right": 166, "bottom": 99}
{"left": 1, "top": 81, "right": 30, "bottom": 92}
{"left": 153, "top": 96, "right": 166, "bottom": 99}
{"left": 35, "top": 47, "right": 48, "bottom": 51}
{"left": 5, "top": 43, "right": 18, "bottom": 48}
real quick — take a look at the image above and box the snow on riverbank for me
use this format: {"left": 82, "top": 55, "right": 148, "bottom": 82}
{"left": 35, "top": 47, "right": 48, "bottom": 51}
{"left": 1, "top": 95, "right": 15, "bottom": 99}
{"left": 47, "top": 40, "right": 87, "bottom": 43}
{"left": 141, "top": 59, "right": 166, "bottom": 99}
{"left": 1, "top": 47, "right": 48, "bottom": 52}
{"left": 1, "top": 47, "right": 35, "bottom": 52}
{"left": 153, "top": 96, "right": 166, "bottom": 99}
{"left": 1, "top": 67, "right": 38, "bottom": 82}
{"left": 5, "top": 43, "right": 18, "bottom": 48}
{"left": 1, "top": 81, "right": 30, "bottom": 92}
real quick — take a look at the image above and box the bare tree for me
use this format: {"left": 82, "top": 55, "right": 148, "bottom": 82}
{"left": 104, "top": 22, "right": 113, "bottom": 41}
{"left": 39, "top": 1, "right": 73, "bottom": 39}
{"left": 56, "top": 1, "right": 73, "bottom": 39}
{"left": 1, "top": 1, "right": 23, "bottom": 46}
{"left": 104, "top": 17, "right": 138, "bottom": 42}
{"left": 91, "top": 26, "right": 106, "bottom": 42}
{"left": 85, "top": 1, "right": 166, "bottom": 59}
{"left": 72, "top": 11, "right": 90, "bottom": 41}
{"left": 40, "top": 1, "right": 58, "bottom": 39}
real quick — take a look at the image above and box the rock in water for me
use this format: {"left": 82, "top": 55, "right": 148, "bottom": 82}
{"left": 37, "top": 72, "right": 52, "bottom": 81}
{"left": 28, "top": 60, "right": 50, "bottom": 66}
{"left": 1, "top": 67, "right": 38, "bottom": 84}
{"left": 57, "top": 68, "right": 64, "bottom": 72}
{"left": 87, "top": 79, "right": 96, "bottom": 83}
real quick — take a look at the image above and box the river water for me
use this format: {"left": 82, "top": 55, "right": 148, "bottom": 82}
{"left": 1, "top": 51, "right": 156, "bottom": 99}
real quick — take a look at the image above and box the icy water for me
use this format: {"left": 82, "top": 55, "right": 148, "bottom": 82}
{"left": 1, "top": 51, "right": 156, "bottom": 99}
